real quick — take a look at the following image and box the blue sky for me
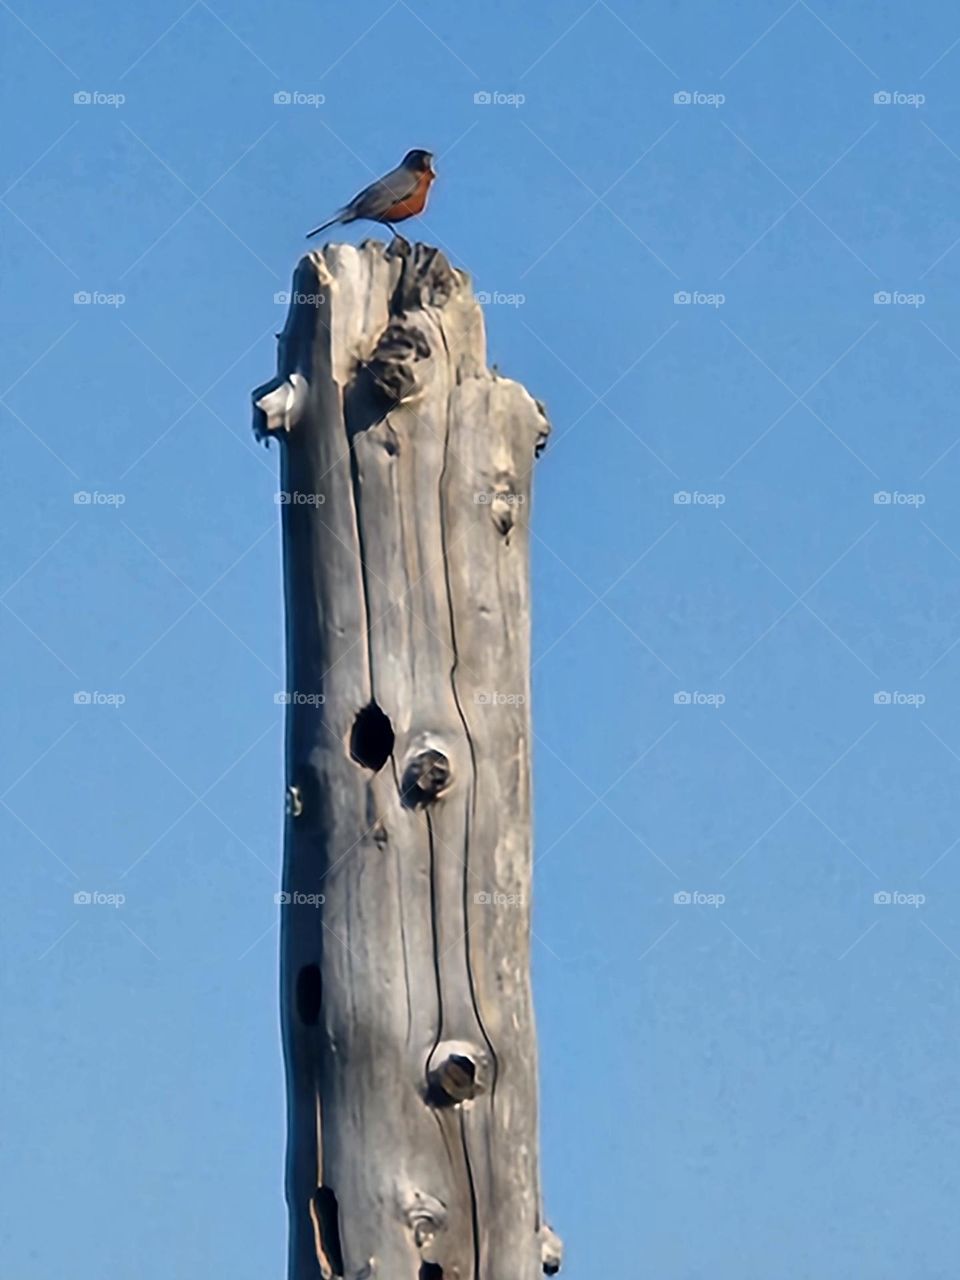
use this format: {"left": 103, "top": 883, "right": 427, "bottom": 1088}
{"left": 3, "top": 1, "right": 960, "bottom": 1276}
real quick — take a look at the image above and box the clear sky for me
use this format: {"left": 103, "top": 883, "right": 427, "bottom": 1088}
{"left": 3, "top": 1, "right": 960, "bottom": 1276}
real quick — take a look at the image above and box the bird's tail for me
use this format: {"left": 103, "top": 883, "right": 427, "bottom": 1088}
{"left": 306, "top": 214, "right": 341, "bottom": 239}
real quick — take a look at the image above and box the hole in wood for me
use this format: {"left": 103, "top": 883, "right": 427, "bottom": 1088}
{"left": 419, "top": 1265, "right": 443, "bottom": 1280}
{"left": 313, "top": 1186, "right": 345, "bottom": 1276}
{"left": 402, "top": 748, "right": 451, "bottom": 807}
{"left": 428, "top": 1054, "right": 475, "bottom": 1105}
{"left": 426, "top": 1040, "right": 486, "bottom": 1105}
{"left": 296, "top": 964, "right": 322, "bottom": 1026}
{"left": 350, "top": 703, "right": 395, "bottom": 772}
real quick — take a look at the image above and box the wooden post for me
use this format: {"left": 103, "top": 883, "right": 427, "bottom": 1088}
{"left": 253, "top": 241, "right": 558, "bottom": 1280}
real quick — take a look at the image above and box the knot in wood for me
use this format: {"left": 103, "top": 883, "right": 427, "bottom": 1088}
{"left": 402, "top": 748, "right": 451, "bottom": 806}
{"left": 492, "top": 476, "right": 522, "bottom": 536}
{"left": 392, "top": 244, "right": 458, "bottom": 310}
{"left": 427, "top": 1040, "right": 488, "bottom": 1104}
{"left": 365, "top": 321, "right": 430, "bottom": 405}
{"left": 541, "top": 1224, "right": 563, "bottom": 1275}
{"left": 397, "top": 1188, "right": 447, "bottom": 1251}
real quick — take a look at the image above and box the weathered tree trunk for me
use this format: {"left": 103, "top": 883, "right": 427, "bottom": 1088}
{"left": 252, "top": 241, "right": 557, "bottom": 1280}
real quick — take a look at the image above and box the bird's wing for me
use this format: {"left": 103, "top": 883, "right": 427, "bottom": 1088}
{"left": 348, "top": 164, "right": 420, "bottom": 220}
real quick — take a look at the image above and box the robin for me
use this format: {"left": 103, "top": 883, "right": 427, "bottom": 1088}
{"left": 306, "top": 149, "right": 436, "bottom": 241}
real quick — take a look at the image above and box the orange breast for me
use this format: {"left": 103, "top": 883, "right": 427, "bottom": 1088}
{"left": 383, "top": 169, "right": 434, "bottom": 222}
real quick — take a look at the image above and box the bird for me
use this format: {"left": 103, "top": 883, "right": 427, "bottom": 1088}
{"left": 306, "top": 149, "right": 436, "bottom": 241}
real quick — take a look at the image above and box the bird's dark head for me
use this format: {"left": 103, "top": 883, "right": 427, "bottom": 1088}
{"left": 403, "top": 149, "right": 435, "bottom": 174}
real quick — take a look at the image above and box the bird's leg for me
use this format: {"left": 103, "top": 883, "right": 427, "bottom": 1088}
{"left": 381, "top": 221, "right": 411, "bottom": 251}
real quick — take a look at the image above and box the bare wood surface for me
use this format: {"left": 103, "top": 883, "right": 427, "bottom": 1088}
{"left": 253, "top": 240, "right": 557, "bottom": 1280}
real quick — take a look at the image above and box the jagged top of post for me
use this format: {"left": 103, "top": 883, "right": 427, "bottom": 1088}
{"left": 253, "top": 238, "right": 549, "bottom": 455}
{"left": 308, "top": 237, "right": 468, "bottom": 312}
